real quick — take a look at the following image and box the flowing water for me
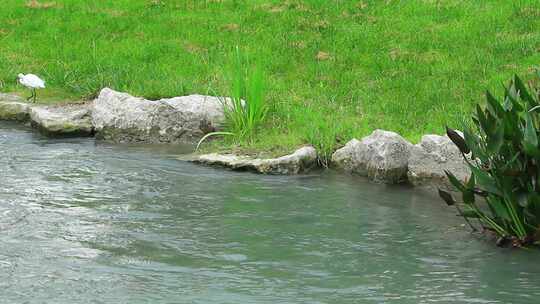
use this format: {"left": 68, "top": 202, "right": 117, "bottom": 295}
{"left": 1, "top": 121, "right": 539, "bottom": 304}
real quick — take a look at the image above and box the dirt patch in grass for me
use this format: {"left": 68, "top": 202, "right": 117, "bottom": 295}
{"left": 25, "top": 0, "right": 59, "bottom": 9}
{"left": 316, "top": 51, "right": 331, "bottom": 61}
{"left": 221, "top": 23, "right": 240, "bottom": 32}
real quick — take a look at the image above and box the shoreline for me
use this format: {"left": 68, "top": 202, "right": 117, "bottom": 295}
{"left": 0, "top": 89, "right": 468, "bottom": 192}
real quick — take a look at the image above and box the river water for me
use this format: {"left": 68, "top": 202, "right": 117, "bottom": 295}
{"left": 1, "top": 122, "right": 539, "bottom": 304}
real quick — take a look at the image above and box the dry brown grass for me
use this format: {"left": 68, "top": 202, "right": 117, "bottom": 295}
{"left": 315, "top": 51, "right": 331, "bottom": 61}
{"left": 221, "top": 23, "right": 240, "bottom": 32}
{"left": 183, "top": 42, "right": 207, "bottom": 54}
{"left": 25, "top": 0, "right": 59, "bottom": 9}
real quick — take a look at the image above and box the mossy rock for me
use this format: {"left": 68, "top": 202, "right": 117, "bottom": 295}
{"left": 31, "top": 120, "right": 93, "bottom": 137}
{"left": 193, "top": 146, "right": 318, "bottom": 175}
{"left": 0, "top": 94, "right": 31, "bottom": 122}
{"left": 29, "top": 104, "right": 94, "bottom": 137}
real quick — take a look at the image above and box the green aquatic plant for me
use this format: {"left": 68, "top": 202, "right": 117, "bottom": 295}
{"left": 440, "top": 74, "right": 540, "bottom": 247}
{"left": 197, "top": 47, "right": 267, "bottom": 150}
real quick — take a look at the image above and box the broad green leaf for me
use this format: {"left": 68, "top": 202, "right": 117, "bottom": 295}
{"left": 518, "top": 192, "right": 529, "bottom": 208}
{"left": 466, "top": 174, "right": 476, "bottom": 189}
{"left": 524, "top": 209, "right": 538, "bottom": 223}
{"left": 438, "top": 189, "right": 456, "bottom": 206}
{"left": 509, "top": 95, "right": 525, "bottom": 113}
{"left": 444, "top": 170, "right": 466, "bottom": 192}
{"left": 463, "top": 125, "right": 487, "bottom": 162}
{"left": 486, "top": 123, "right": 504, "bottom": 154}
{"left": 502, "top": 111, "right": 521, "bottom": 142}
{"left": 462, "top": 176, "right": 476, "bottom": 205}
{"left": 486, "top": 90, "right": 504, "bottom": 117}
{"left": 500, "top": 151, "right": 520, "bottom": 173}
{"left": 523, "top": 112, "right": 539, "bottom": 157}
{"left": 514, "top": 75, "right": 537, "bottom": 107}
{"left": 476, "top": 104, "right": 491, "bottom": 135}
{"left": 463, "top": 189, "right": 475, "bottom": 205}
{"left": 507, "top": 81, "right": 519, "bottom": 100}
{"left": 484, "top": 111, "right": 498, "bottom": 135}
{"left": 446, "top": 127, "right": 470, "bottom": 154}
{"left": 461, "top": 210, "right": 481, "bottom": 218}
{"left": 504, "top": 82, "right": 523, "bottom": 112}
{"left": 502, "top": 96, "right": 513, "bottom": 111}
{"left": 469, "top": 166, "right": 502, "bottom": 196}
{"left": 489, "top": 197, "right": 511, "bottom": 221}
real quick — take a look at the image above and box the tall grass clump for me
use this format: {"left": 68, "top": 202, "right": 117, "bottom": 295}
{"left": 439, "top": 74, "right": 540, "bottom": 248}
{"left": 197, "top": 47, "right": 267, "bottom": 150}
{"left": 224, "top": 47, "right": 267, "bottom": 140}
{"left": 299, "top": 110, "right": 349, "bottom": 167}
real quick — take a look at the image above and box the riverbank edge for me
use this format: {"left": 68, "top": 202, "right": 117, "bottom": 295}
{"left": 0, "top": 91, "right": 468, "bottom": 191}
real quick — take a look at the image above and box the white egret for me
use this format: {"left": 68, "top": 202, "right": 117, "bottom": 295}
{"left": 18, "top": 73, "right": 45, "bottom": 103}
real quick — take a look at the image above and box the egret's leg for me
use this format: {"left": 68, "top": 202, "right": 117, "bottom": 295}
{"left": 32, "top": 89, "right": 37, "bottom": 103}
{"left": 26, "top": 90, "right": 33, "bottom": 101}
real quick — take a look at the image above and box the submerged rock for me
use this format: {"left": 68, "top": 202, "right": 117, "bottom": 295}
{"left": 331, "top": 130, "right": 411, "bottom": 184}
{"left": 29, "top": 104, "right": 93, "bottom": 136}
{"left": 92, "top": 88, "right": 227, "bottom": 144}
{"left": 0, "top": 94, "right": 30, "bottom": 122}
{"left": 407, "top": 134, "right": 470, "bottom": 190}
{"left": 192, "top": 146, "right": 318, "bottom": 175}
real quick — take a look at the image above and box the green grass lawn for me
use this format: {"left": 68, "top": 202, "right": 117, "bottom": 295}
{"left": 1, "top": 0, "right": 540, "bottom": 158}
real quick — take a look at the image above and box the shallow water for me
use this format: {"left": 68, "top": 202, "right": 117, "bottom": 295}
{"left": 1, "top": 122, "right": 539, "bottom": 304}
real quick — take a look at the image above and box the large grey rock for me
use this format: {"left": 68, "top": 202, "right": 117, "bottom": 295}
{"left": 332, "top": 130, "right": 412, "bottom": 184}
{"left": 29, "top": 104, "right": 93, "bottom": 136}
{"left": 0, "top": 94, "right": 30, "bottom": 121}
{"left": 331, "top": 138, "right": 362, "bottom": 172}
{"left": 92, "top": 88, "right": 228, "bottom": 144}
{"left": 192, "top": 146, "right": 318, "bottom": 175}
{"left": 407, "top": 134, "right": 470, "bottom": 190}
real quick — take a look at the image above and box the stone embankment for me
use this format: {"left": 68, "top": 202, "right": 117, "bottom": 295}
{"left": 332, "top": 130, "right": 470, "bottom": 189}
{"left": 92, "top": 88, "right": 228, "bottom": 143}
{"left": 191, "top": 146, "right": 318, "bottom": 175}
{"left": 0, "top": 89, "right": 469, "bottom": 188}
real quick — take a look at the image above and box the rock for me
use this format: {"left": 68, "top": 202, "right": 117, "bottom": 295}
{"left": 331, "top": 138, "right": 362, "bottom": 172}
{"left": 0, "top": 93, "right": 25, "bottom": 103}
{"left": 0, "top": 94, "right": 30, "bottom": 121}
{"left": 29, "top": 104, "right": 93, "bottom": 137}
{"left": 407, "top": 134, "right": 470, "bottom": 190}
{"left": 192, "top": 146, "right": 318, "bottom": 174}
{"left": 331, "top": 130, "right": 412, "bottom": 184}
{"left": 92, "top": 88, "right": 228, "bottom": 144}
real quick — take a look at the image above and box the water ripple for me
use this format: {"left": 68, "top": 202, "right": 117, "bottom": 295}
{"left": 1, "top": 122, "right": 540, "bottom": 303}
